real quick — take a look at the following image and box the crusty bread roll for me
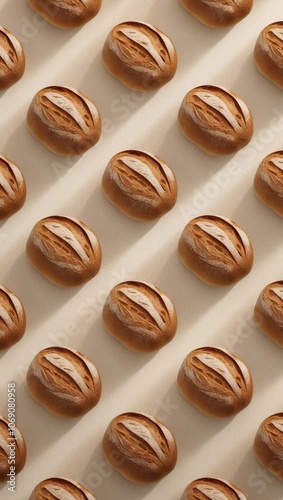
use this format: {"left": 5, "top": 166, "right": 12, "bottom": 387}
{"left": 29, "top": 477, "right": 97, "bottom": 499}
{"left": 0, "top": 285, "right": 26, "bottom": 350}
{"left": 0, "top": 27, "right": 25, "bottom": 90}
{"left": 26, "top": 346, "right": 102, "bottom": 418}
{"left": 26, "top": 215, "right": 102, "bottom": 287}
{"left": 178, "top": 0, "right": 253, "bottom": 28}
{"left": 254, "top": 412, "right": 283, "bottom": 480}
{"left": 178, "top": 85, "right": 253, "bottom": 155}
{"left": 102, "top": 280, "right": 178, "bottom": 352}
{"left": 27, "top": 0, "right": 101, "bottom": 29}
{"left": 254, "top": 151, "right": 283, "bottom": 217}
{"left": 0, "top": 155, "right": 26, "bottom": 220}
{"left": 102, "top": 150, "right": 178, "bottom": 220}
{"left": 26, "top": 86, "right": 102, "bottom": 156}
{"left": 102, "top": 21, "right": 177, "bottom": 91}
{"left": 181, "top": 477, "right": 248, "bottom": 499}
{"left": 177, "top": 346, "right": 253, "bottom": 417}
{"left": 254, "top": 22, "right": 283, "bottom": 89}
{"left": 0, "top": 416, "right": 27, "bottom": 482}
{"left": 102, "top": 412, "right": 177, "bottom": 482}
{"left": 254, "top": 281, "right": 283, "bottom": 348}
{"left": 178, "top": 215, "right": 253, "bottom": 286}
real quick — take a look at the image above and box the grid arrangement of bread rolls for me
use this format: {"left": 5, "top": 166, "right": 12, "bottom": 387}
{"left": 1, "top": 0, "right": 283, "bottom": 498}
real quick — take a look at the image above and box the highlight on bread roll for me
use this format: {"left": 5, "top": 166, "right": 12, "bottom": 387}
{"left": 102, "top": 21, "right": 177, "bottom": 91}
{"left": 26, "top": 346, "right": 102, "bottom": 418}
{"left": 177, "top": 346, "right": 253, "bottom": 417}
{"left": 29, "top": 477, "right": 97, "bottom": 499}
{"left": 254, "top": 22, "right": 283, "bottom": 89}
{"left": 181, "top": 476, "right": 248, "bottom": 499}
{"left": 102, "top": 280, "right": 178, "bottom": 352}
{"left": 102, "top": 412, "right": 177, "bottom": 482}
{"left": 178, "top": 85, "right": 253, "bottom": 155}
{"left": 254, "top": 281, "right": 283, "bottom": 348}
{"left": 0, "top": 155, "right": 26, "bottom": 220}
{"left": 178, "top": 215, "right": 254, "bottom": 286}
{"left": 0, "top": 285, "right": 26, "bottom": 350}
{"left": 102, "top": 150, "right": 178, "bottom": 220}
{"left": 0, "top": 416, "right": 27, "bottom": 482}
{"left": 27, "top": 0, "right": 101, "bottom": 29}
{"left": 178, "top": 0, "right": 253, "bottom": 29}
{"left": 0, "top": 27, "right": 25, "bottom": 90}
{"left": 26, "top": 215, "right": 102, "bottom": 287}
{"left": 254, "top": 151, "right": 283, "bottom": 217}
{"left": 26, "top": 86, "right": 102, "bottom": 156}
{"left": 254, "top": 412, "right": 283, "bottom": 480}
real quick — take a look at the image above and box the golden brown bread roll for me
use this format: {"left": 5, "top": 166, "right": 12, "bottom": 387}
{"left": 27, "top": 0, "right": 101, "bottom": 29}
{"left": 102, "top": 150, "right": 178, "bottom": 220}
{"left": 254, "top": 412, "right": 283, "bottom": 480}
{"left": 177, "top": 346, "right": 253, "bottom": 417}
{"left": 26, "top": 215, "right": 102, "bottom": 287}
{"left": 254, "top": 151, "right": 283, "bottom": 217}
{"left": 0, "top": 27, "right": 25, "bottom": 90}
{"left": 0, "top": 155, "right": 26, "bottom": 220}
{"left": 102, "top": 21, "right": 177, "bottom": 91}
{"left": 102, "top": 412, "right": 177, "bottom": 482}
{"left": 0, "top": 416, "right": 27, "bottom": 482}
{"left": 26, "top": 86, "right": 102, "bottom": 156}
{"left": 178, "top": 0, "right": 253, "bottom": 28}
{"left": 0, "top": 285, "right": 26, "bottom": 350}
{"left": 178, "top": 215, "right": 253, "bottom": 286}
{"left": 102, "top": 280, "right": 178, "bottom": 352}
{"left": 26, "top": 346, "right": 102, "bottom": 417}
{"left": 178, "top": 85, "right": 253, "bottom": 155}
{"left": 181, "top": 477, "right": 248, "bottom": 499}
{"left": 254, "top": 22, "right": 283, "bottom": 89}
{"left": 254, "top": 281, "right": 283, "bottom": 348}
{"left": 29, "top": 477, "right": 97, "bottom": 499}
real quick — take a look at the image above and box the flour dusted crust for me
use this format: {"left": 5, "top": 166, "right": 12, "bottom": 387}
{"left": 254, "top": 151, "right": 283, "bottom": 216}
{"left": 254, "top": 22, "right": 283, "bottom": 89}
{"left": 254, "top": 281, "right": 283, "bottom": 348}
{"left": 177, "top": 346, "right": 253, "bottom": 417}
{"left": 178, "top": 85, "right": 253, "bottom": 155}
{"left": 254, "top": 413, "right": 283, "bottom": 480}
{"left": 0, "top": 286, "right": 26, "bottom": 350}
{"left": 102, "top": 412, "right": 177, "bottom": 482}
{"left": 179, "top": 0, "right": 253, "bottom": 28}
{"left": 0, "top": 155, "right": 26, "bottom": 220}
{"left": 27, "top": 0, "right": 101, "bottom": 29}
{"left": 0, "top": 416, "right": 27, "bottom": 482}
{"left": 181, "top": 477, "right": 248, "bottom": 499}
{"left": 102, "top": 21, "right": 177, "bottom": 91}
{"left": 29, "top": 477, "right": 97, "bottom": 499}
{"left": 26, "top": 86, "right": 102, "bottom": 156}
{"left": 26, "top": 346, "right": 102, "bottom": 418}
{"left": 0, "top": 27, "right": 25, "bottom": 90}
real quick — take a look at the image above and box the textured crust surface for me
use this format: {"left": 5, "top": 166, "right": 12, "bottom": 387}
{"left": 102, "top": 412, "right": 177, "bottom": 482}
{"left": 254, "top": 151, "right": 283, "bottom": 216}
{"left": 0, "top": 286, "right": 26, "bottom": 350}
{"left": 0, "top": 27, "right": 25, "bottom": 90}
{"left": 0, "top": 155, "right": 26, "bottom": 220}
{"left": 254, "top": 22, "right": 283, "bottom": 89}
{"left": 29, "top": 476, "right": 97, "bottom": 499}
{"left": 102, "top": 150, "right": 178, "bottom": 220}
{"left": 254, "top": 413, "right": 283, "bottom": 480}
{"left": 0, "top": 416, "right": 26, "bottom": 482}
{"left": 27, "top": 0, "right": 101, "bottom": 29}
{"left": 254, "top": 281, "right": 283, "bottom": 348}
{"left": 181, "top": 476, "right": 248, "bottom": 499}
{"left": 179, "top": 0, "right": 253, "bottom": 28}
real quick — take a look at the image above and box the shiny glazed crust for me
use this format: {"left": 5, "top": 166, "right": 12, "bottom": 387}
{"left": 178, "top": 0, "right": 253, "bottom": 28}
{"left": 181, "top": 476, "right": 248, "bottom": 499}
{"left": 29, "top": 477, "right": 97, "bottom": 499}
{"left": 0, "top": 286, "right": 26, "bottom": 350}
{"left": 102, "top": 21, "right": 177, "bottom": 91}
{"left": 254, "top": 22, "right": 283, "bottom": 89}
{"left": 254, "top": 413, "right": 283, "bottom": 480}
{"left": 0, "top": 416, "right": 27, "bottom": 482}
{"left": 254, "top": 151, "right": 283, "bottom": 216}
{"left": 0, "top": 27, "right": 25, "bottom": 90}
{"left": 0, "top": 155, "right": 26, "bottom": 220}
{"left": 178, "top": 85, "right": 253, "bottom": 155}
{"left": 254, "top": 281, "right": 283, "bottom": 348}
{"left": 27, "top": 0, "right": 101, "bottom": 29}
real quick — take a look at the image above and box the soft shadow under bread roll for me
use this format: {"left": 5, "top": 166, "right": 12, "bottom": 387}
{"left": 181, "top": 476, "right": 248, "bottom": 499}
{"left": 178, "top": 0, "right": 253, "bottom": 28}
{"left": 0, "top": 155, "right": 26, "bottom": 220}
{"left": 0, "top": 285, "right": 26, "bottom": 350}
{"left": 254, "top": 22, "right": 283, "bottom": 89}
{"left": 27, "top": 0, "right": 101, "bottom": 29}
{"left": 254, "top": 151, "right": 283, "bottom": 217}
{"left": 254, "top": 280, "right": 283, "bottom": 348}
{"left": 29, "top": 477, "right": 97, "bottom": 499}
{"left": 254, "top": 412, "right": 283, "bottom": 480}
{"left": 0, "top": 27, "right": 25, "bottom": 90}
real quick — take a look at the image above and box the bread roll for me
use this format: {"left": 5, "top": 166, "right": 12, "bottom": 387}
{"left": 0, "top": 416, "right": 27, "bottom": 482}
{"left": 0, "top": 27, "right": 25, "bottom": 90}
{"left": 178, "top": 85, "right": 253, "bottom": 155}
{"left": 26, "top": 215, "right": 102, "bottom": 287}
{"left": 102, "top": 280, "right": 178, "bottom": 352}
{"left": 102, "top": 150, "right": 178, "bottom": 220}
{"left": 26, "top": 86, "right": 102, "bottom": 156}
{"left": 181, "top": 477, "right": 248, "bottom": 499}
{"left": 178, "top": 215, "right": 253, "bottom": 286}
{"left": 254, "top": 22, "right": 283, "bottom": 89}
{"left": 254, "top": 281, "right": 283, "bottom": 348}
{"left": 177, "top": 346, "right": 253, "bottom": 417}
{"left": 254, "top": 412, "right": 283, "bottom": 480}
{"left": 102, "top": 21, "right": 177, "bottom": 91}
{"left": 102, "top": 412, "right": 177, "bottom": 482}
{"left": 26, "top": 346, "right": 102, "bottom": 417}
{"left": 29, "top": 477, "right": 97, "bottom": 499}
{"left": 178, "top": 0, "right": 253, "bottom": 28}
{"left": 27, "top": 0, "right": 101, "bottom": 29}
{"left": 0, "top": 285, "right": 26, "bottom": 350}
{"left": 254, "top": 151, "right": 283, "bottom": 217}
{"left": 0, "top": 155, "right": 26, "bottom": 220}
